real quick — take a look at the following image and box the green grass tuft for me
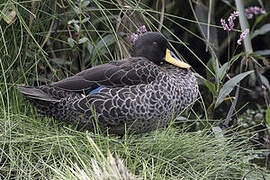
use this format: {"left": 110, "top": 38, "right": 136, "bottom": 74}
{"left": 0, "top": 112, "right": 258, "bottom": 179}
{"left": 1, "top": 0, "right": 270, "bottom": 179}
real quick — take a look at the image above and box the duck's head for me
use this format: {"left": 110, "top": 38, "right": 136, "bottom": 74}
{"left": 133, "top": 32, "right": 190, "bottom": 69}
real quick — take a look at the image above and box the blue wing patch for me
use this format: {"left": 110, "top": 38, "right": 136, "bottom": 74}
{"left": 88, "top": 86, "right": 104, "bottom": 95}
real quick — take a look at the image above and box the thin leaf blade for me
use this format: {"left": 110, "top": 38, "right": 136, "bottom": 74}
{"left": 217, "top": 62, "right": 229, "bottom": 83}
{"left": 204, "top": 80, "right": 216, "bottom": 95}
{"left": 215, "top": 70, "right": 254, "bottom": 108}
{"left": 252, "top": 24, "right": 270, "bottom": 39}
{"left": 266, "top": 106, "right": 270, "bottom": 127}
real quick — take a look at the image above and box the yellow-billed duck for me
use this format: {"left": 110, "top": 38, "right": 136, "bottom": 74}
{"left": 18, "top": 32, "right": 198, "bottom": 135}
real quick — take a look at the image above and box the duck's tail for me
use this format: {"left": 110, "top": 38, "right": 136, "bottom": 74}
{"left": 18, "top": 86, "right": 59, "bottom": 102}
{"left": 18, "top": 86, "right": 60, "bottom": 116}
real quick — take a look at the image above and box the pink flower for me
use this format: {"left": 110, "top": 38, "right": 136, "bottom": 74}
{"left": 137, "top": 25, "right": 147, "bottom": 34}
{"left": 130, "top": 25, "right": 147, "bottom": 45}
{"left": 130, "top": 33, "right": 139, "bottom": 46}
{"left": 237, "top": 29, "right": 249, "bottom": 45}
{"left": 221, "top": 18, "right": 230, "bottom": 31}
{"left": 228, "top": 11, "right": 239, "bottom": 30}
{"left": 245, "top": 6, "right": 266, "bottom": 19}
{"left": 221, "top": 11, "right": 239, "bottom": 32}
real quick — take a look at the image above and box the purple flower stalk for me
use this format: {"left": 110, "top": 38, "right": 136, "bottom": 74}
{"left": 137, "top": 25, "right": 147, "bottom": 34}
{"left": 221, "top": 18, "right": 230, "bottom": 31}
{"left": 221, "top": 11, "right": 239, "bottom": 32}
{"left": 130, "top": 25, "right": 147, "bottom": 46}
{"left": 237, "top": 29, "right": 249, "bottom": 45}
{"left": 245, "top": 6, "right": 266, "bottom": 19}
{"left": 228, "top": 11, "right": 239, "bottom": 31}
{"left": 130, "top": 33, "right": 139, "bottom": 46}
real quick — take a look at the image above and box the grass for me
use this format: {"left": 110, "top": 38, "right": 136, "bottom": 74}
{"left": 1, "top": 0, "right": 270, "bottom": 179}
{"left": 0, "top": 89, "right": 266, "bottom": 179}
{"left": 0, "top": 109, "right": 260, "bottom": 179}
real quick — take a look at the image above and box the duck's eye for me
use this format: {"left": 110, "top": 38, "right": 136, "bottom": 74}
{"left": 160, "top": 61, "right": 164, "bottom": 65}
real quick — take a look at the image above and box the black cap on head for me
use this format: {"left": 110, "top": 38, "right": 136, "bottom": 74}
{"left": 133, "top": 32, "right": 168, "bottom": 65}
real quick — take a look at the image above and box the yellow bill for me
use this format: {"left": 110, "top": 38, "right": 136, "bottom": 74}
{"left": 165, "top": 49, "right": 191, "bottom": 69}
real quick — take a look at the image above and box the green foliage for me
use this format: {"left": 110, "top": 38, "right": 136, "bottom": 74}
{"left": 1, "top": 0, "right": 270, "bottom": 178}
{"left": 199, "top": 0, "right": 270, "bottom": 118}
{"left": 215, "top": 70, "right": 254, "bottom": 108}
{"left": 251, "top": 24, "right": 270, "bottom": 38}
{"left": 204, "top": 79, "right": 216, "bottom": 95}
{"left": 0, "top": 113, "right": 258, "bottom": 179}
{"left": 216, "top": 62, "right": 229, "bottom": 85}
{"left": 266, "top": 106, "right": 270, "bottom": 127}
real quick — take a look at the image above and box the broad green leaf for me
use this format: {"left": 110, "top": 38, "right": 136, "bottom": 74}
{"left": 217, "top": 62, "right": 229, "bottom": 83}
{"left": 230, "top": 52, "right": 246, "bottom": 65}
{"left": 68, "top": 19, "right": 79, "bottom": 25}
{"left": 72, "top": 6, "right": 80, "bottom": 14}
{"left": 252, "top": 24, "right": 270, "bottom": 39}
{"left": 74, "top": 24, "right": 80, "bottom": 32}
{"left": 78, "top": 37, "right": 89, "bottom": 44}
{"left": 81, "top": 17, "right": 90, "bottom": 23}
{"left": 194, "top": 72, "right": 216, "bottom": 95}
{"left": 211, "top": 58, "right": 218, "bottom": 74}
{"left": 87, "top": 42, "right": 93, "bottom": 54}
{"left": 67, "top": 37, "right": 75, "bottom": 48}
{"left": 254, "top": 50, "right": 270, "bottom": 56}
{"left": 253, "top": 14, "right": 265, "bottom": 28}
{"left": 266, "top": 106, "right": 270, "bottom": 127}
{"left": 82, "top": 0, "right": 91, "bottom": 8}
{"left": 96, "top": 34, "right": 115, "bottom": 50}
{"left": 215, "top": 70, "right": 254, "bottom": 108}
{"left": 92, "top": 34, "right": 116, "bottom": 58}
{"left": 204, "top": 80, "right": 216, "bottom": 95}
{"left": 206, "top": 58, "right": 216, "bottom": 80}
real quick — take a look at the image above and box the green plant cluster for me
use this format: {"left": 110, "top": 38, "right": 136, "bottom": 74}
{"left": 1, "top": 0, "right": 270, "bottom": 179}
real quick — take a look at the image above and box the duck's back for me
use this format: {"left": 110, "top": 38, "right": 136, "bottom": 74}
{"left": 18, "top": 60, "right": 197, "bottom": 134}
{"left": 18, "top": 31, "right": 199, "bottom": 134}
{"left": 40, "top": 67, "right": 197, "bottom": 134}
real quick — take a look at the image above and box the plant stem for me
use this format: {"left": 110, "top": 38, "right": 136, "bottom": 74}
{"left": 158, "top": 0, "right": 165, "bottom": 31}
{"left": 235, "top": 0, "right": 253, "bottom": 53}
{"left": 236, "top": 0, "right": 257, "bottom": 87}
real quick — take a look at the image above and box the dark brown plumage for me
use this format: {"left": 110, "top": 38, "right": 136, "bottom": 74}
{"left": 18, "top": 32, "right": 198, "bottom": 135}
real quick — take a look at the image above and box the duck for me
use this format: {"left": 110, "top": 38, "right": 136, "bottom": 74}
{"left": 18, "top": 32, "right": 198, "bottom": 135}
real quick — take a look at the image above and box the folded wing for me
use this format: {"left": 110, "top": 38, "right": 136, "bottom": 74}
{"left": 51, "top": 57, "right": 160, "bottom": 94}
